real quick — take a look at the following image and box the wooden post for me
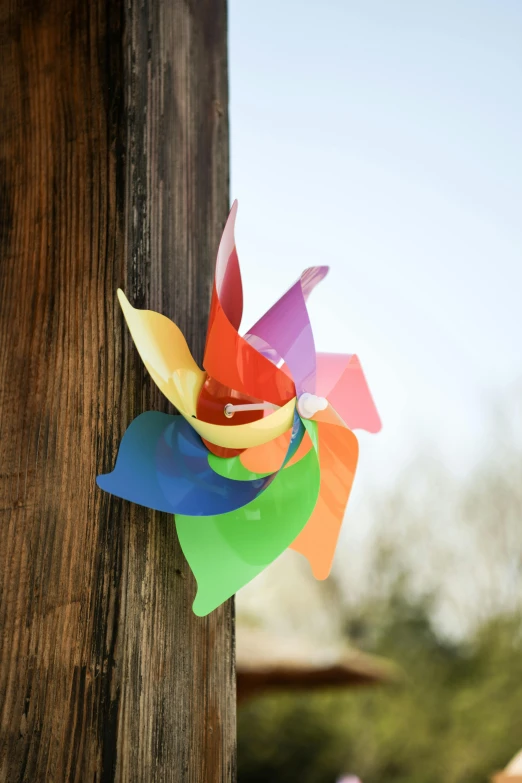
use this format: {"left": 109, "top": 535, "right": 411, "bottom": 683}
{"left": 0, "top": 1, "right": 235, "bottom": 780}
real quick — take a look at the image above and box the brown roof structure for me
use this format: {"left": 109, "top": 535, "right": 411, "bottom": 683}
{"left": 237, "top": 626, "right": 398, "bottom": 703}
{"left": 492, "top": 750, "right": 522, "bottom": 783}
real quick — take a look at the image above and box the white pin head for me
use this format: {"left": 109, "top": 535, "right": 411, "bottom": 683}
{"left": 297, "top": 392, "right": 328, "bottom": 419}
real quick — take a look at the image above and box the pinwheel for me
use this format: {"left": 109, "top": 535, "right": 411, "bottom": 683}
{"left": 97, "top": 201, "right": 381, "bottom": 615}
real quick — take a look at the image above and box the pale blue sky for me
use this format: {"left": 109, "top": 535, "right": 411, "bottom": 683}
{"left": 229, "top": 1, "right": 522, "bottom": 487}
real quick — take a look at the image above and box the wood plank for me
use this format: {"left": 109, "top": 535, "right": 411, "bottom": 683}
{"left": 0, "top": 0, "right": 235, "bottom": 779}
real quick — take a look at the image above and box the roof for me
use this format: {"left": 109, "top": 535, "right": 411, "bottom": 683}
{"left": 492, "top": 750, "right": 522, "bottom": 782}
{"left": 236, "top": 626, "right": 398, "bottom": 702}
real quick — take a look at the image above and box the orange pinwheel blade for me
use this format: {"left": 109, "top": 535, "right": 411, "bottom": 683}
{"left": 239, "top": 429, "right": 312, "bottom": 473}
{"left": 290, "top": 417, "right": 359, "bottom": 580}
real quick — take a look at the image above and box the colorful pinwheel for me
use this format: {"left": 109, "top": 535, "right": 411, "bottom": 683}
{"left": 97, "top": 201, "right": 381, "bottom": 615}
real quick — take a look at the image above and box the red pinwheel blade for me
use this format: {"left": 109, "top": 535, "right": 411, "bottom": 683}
{"left": 196, "top": 375, "right": 265, "bottom": 458}
{"left": 202, "top": 201, "right": 295, "bottom": 405}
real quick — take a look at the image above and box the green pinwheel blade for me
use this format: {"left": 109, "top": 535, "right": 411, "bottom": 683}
{"left": 176, "top": 419, "right": 320, "bottom": 616}
{"left": 206, "top": 407, "right": 306, "bottom": 481}
{"left": 207, "top": 450, "right": 271, "bottom": 480}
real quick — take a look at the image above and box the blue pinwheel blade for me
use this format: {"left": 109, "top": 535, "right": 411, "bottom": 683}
{"left": 97, "top": 411, "right": 302, "bottom": 516}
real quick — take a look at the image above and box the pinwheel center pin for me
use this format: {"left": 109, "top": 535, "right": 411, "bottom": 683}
{"left": 297, "top": 393, "right": 328, "bottom": 419}
{"left": 224, "top": 401, "right": 279, "bottom": 418}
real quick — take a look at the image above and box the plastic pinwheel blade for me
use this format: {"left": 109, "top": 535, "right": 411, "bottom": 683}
{"left": 203, "top": 201, "right": 296, "bottom": 405}
{"left": 236, "top": 406, "right": 360, "bottom": 580}
{"left": 244, "top": 265, "right": 329, "bottom": 395}
{"left": 176, "top": 419, "right": 321, "bottom": 616}
{"left": 290, "top": 417, "right": 359, "bottom": 579}
{"left": 97, "top": 409, "right": 306, "bottom": 516}
{"left": 315, "top": 353, "right": 382, "bottom": 433}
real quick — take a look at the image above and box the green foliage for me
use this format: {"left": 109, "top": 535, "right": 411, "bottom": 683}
{"left": 238, "top": 599, "right": 522, "bottom": 783}
{"left": 239, "top": 407, "right": 522, "bottom": 781}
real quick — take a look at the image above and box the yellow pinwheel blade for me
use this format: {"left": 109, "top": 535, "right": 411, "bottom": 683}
{"left": 117, "top": 290, "right": 295, "bottom": 448}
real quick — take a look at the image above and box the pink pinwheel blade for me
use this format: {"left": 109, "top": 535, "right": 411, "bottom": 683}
{"left": 316, "top": 353, "right": 381, "bottom": 433}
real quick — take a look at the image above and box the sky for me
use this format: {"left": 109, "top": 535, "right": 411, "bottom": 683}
{"left": 228, "top": 0, "right": 522, "bottom": 491}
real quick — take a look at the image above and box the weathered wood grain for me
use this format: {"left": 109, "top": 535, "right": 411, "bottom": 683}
{"left": 0, "top": 0, "right": 235, "bottom": 780}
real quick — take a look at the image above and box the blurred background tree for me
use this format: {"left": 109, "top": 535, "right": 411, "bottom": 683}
{"left": 237, "top": 395, "right": 522, "bottom": 783}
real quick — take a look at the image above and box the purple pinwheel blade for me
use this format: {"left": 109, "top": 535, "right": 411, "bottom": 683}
{"left": 245, "top": 266, "right": 328, "bottom": 395}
